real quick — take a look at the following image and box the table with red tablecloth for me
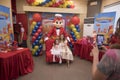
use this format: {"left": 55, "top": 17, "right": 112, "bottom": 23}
{"left": 0, "top": 48, "right": 34, "bottom": 80}
{"left": 73, "top": 40, "right": 106, "bottom": 62}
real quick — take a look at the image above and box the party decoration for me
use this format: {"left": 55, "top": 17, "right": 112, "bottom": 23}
{"left": 26, "top": 0, "right": 75, "bottom": 8}
{"left": 30, "top": 13, "right": 43, "bottom": 56}
{"left": 33, "top": 13, "right": 42, "bottom": 22}
{"left": 71, "top": 16, "right": 80, "bottom": 25}
{"left": 68, "top": 16, "right": 81, "bottom": 41}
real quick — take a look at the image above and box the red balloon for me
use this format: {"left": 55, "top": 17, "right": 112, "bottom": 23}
{"left": 70, "top": 5, "right": 75, "bottom": 8}
{"left": 39, "top": 26, "right": 42, "bottom": 30}
{"left": 71, "top": 16, "right": 80, "bottom": 25}
{"left": 32, "top": 36, "right": 36, "bottom": 42}
{"left": 26, "top": 0, "right": 35, "bottom": 4}
{"left": 34, "top": 33, "right": 39, "bottom": 37}
{"left": 33, "top": 13, "right": 42, "bottom": 22}
{"left": 37, "top": 29, "right": 41, "bottom": 33}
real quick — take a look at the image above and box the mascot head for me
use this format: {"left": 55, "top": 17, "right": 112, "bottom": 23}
{"left": 53, "top": 14, "right": 64, "bottom": 28}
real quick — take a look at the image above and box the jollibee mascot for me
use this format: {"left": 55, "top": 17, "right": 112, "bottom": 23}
{"left": 45, "top": 14, "right": 70, "bottom": 41}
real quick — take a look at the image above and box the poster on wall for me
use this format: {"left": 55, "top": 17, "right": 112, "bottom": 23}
{"left": 94, "top": 12, "right": 116, "bottom": 43}
{"left": 0, "top": 5, "right": 14, "bottom": 46}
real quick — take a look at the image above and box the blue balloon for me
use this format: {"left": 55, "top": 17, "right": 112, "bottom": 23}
{"left": 38, "top": 36, "right": 41, "bottom": 40}
{"left": 75, "top": 25, "right": 79, "bottom": 29}
{"left": 77, "top": 28, "right": 80, "bottom": 32}
{"left": 33, "top": 29, "right": 36, "bottom": 33}
{"left": 46, "top": 0, "right": 50, "bottom": 3}
{"left": 32, "top": 43, "right": 36, "bottom": 46}
{"left": 37, "top": 22, "right": 41, "bottom": 26}
{"left": 67, "top": 5, "right": 71, "bottom": 8}
{"left": 72, "top": 35, "right": 76, "bottom": 38}
{"left": 35, "top": 40, "right": 39, "bottom": 43}
{"left": 35, "top": 52, "right": 39, "bottom": 56}
{"left": 70, "top": 31, "right": 74, "bottom": 35}
{"left": 35, "top": 25, "right": 39, "bottom": 30}
{"left": 38, "top": 48, "right": 41, "bottom": 52}
{"left": 39, "top": 33, "right": 43, "bottom": 36}
{"left": 39, "top": 45, "right": 43, "bottom": 49}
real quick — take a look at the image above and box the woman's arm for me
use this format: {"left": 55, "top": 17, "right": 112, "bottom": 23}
{"left": 92, "top": 46, "right": 107, "bottom": 80}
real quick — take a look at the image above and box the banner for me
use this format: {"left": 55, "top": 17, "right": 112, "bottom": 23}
{"left": 94, "top": 12, "right": 116, "bottom": 43}
{"left": 0, "top": 5, "right": 13, "bottom": 46}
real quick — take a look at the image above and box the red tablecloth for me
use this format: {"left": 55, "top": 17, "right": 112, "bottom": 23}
{"left": 73, "top": 41, "right": 106, "bottom": 62}
{"left": 0, "top": 48, "right": 34, "bottom": 80}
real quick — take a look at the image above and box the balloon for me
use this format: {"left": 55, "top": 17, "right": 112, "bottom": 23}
{"left": 71, "top": 16, "right": 80, "bottom": 25}
{"left": 32, "top": 29, "right": 36, "bottom": 33}
{"left": 32, "top": 42, "right": 36, "bottom": 46}
{"left": 48, "top": 1, "right": 52, "bottom": 6}
{"left": 72, "top": 28, "right": 76, "bottom": 33}
{"left": 32, "top": 1, "right": 39, "bottom": 6}
{"left": 34, "top": 45, "right": 39, "bottom": 50}
{"left": 70, "top": 24, "right": 75, "bottom": 29}
{"left": 32, "top": 21, "right": 37, "bottom": 26}
{"left": 75, "top": 32, "right": 79, "bottom": 36}
{"left": 35, "top": 25, "right": 39, "bottom": 30}
{"left": 67, "top": 5, "right": 71, "bottom": 8}
{"left": 35, "top": 52, "right": 39, "bottom": 56}
{"left": 38, "top": 48, "right": 41, "bottom": 52}
{"left": 31, "top": 25, "right": 35, "bottom": 31}
{"left": 39, "top": 39, "right": 44, "bottom": 43}
{"left": 32, "top": 36, "right": 36, "bottom": 42}
{"left": 35, "top": 40, "right": 39, "bottom": 43}
{"left": 76, "top": 35, "right": 80, "bottom": 39}
{"left": 37, "top": 29, "right": 41, "bottom": 33}
{"left": 32, "top": 49, "right": 36, "bottom": 55}
{"left": 70, "top": 5, "right": 75, "bottom": 8}
{"left": 26, "top": 0, "right": 35, "bottom": 4}
{"left": 39, "top": 45, "right": 43, "bottom": 49}
{"left": 70, "top": 31, "right": 74, "bottom": 35}
{"left": 38, "top": 36, "right": 41, "bottom": 40}
{"left": 75, "top": 25, "right": 79, "bottom": 29}
{"left": 37, "top": 22, "right": 41, "bottom": 26}
{"left": 34, "top": 33, "right": 39, "bottom": 37}
{"left": 33, "top": 13, "right": 42, "bottom": 22}
{"left": 77, "top": 28, "right": 80, "bottom": 32}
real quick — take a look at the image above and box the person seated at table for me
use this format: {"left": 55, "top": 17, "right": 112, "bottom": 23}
{"left": 91, "top": 25, "right": 120, "bottom": 80}
{"left": 59, "top": 34, "right": 74, "bottom": 67}
{"left": 50, "top": 38, "right": 62, "bottom": 64}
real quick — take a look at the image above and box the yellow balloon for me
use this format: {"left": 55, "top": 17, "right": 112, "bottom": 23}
{"left": 49, "top": 2, "right": 53, "bottom": 6}
{"left": 52, "top": 0, "right": 56, "bottom": 3}
{"left": 75, "top": 32, "right": 79, "bottom": 36}
{"left": 32, "top": 1, "right": 39, "bottom": 6}
{"left": 76, "top": 35, "right": 80, "bottom": 39}
{"left": 72, "top": 28, "right": 76, "bottom": 33}
{"left": 45, "top": 3, "right": 49, "bottom": 7}
{"left": 32, "top": 49, "right": 36, "bottom": 55}
{"left": 30, "top": 25, "right": 35, "bottom": 32}
{"left": 39, "top": 39, "right": 44, "bottom": 43}
{"left": 34, "top": 46, "right": 39, "bottom": 50}
{"left": 70, "top": 24, "right": 75, "bottom": 29}
{"left": 32, "top": 21, "right": 37, "bottom": 26}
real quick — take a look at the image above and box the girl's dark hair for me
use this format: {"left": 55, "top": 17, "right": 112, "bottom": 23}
{"left": 60, "top": 35, "right": 65, "bottom": 41}
{"left": 54, "top": 39, "right": 59, "bottom": 45}
{"left": 111, "top": 17, "right": 120, "bottom": 49}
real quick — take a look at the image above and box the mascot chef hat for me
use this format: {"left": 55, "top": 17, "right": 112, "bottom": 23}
{"left": 55, "top": 14, "right": 62, "bottom": 17}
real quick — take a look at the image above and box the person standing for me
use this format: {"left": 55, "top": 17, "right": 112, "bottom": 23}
{"left": 18, "top": 22, "right": 27, "bottom": 47}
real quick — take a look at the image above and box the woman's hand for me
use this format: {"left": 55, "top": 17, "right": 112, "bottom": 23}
{"left": 91, "top": 44, "right": 99, "bottom": 58}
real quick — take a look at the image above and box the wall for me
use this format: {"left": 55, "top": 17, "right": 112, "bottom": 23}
{"left": 0, "top": 0, "right": 13, "bottom": 26}
{"left": 101, "top": 0, "right": 120, "bottom": 11}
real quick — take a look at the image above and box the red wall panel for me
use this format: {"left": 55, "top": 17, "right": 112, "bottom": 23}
{"left": 16, "top": 14, "right": 28, "bottom": 34}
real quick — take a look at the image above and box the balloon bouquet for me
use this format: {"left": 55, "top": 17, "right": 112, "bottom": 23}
{"left": 26, "top": 0, "right": 75, "bottom": 8}
{"left": 30, "top": 13, "right": 43, "bottom": 56}
{"left": 69, "top": 16, "right": 80, "bottom": 42}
